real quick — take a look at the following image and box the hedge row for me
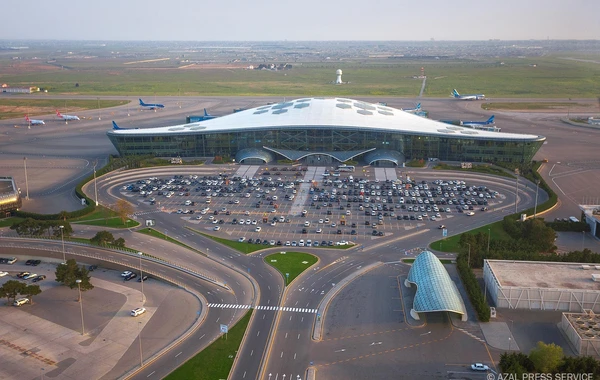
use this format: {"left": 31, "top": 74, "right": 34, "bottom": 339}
{"left": 456, "top": 253, "right": 491, "bottom": 322}
{"left": 14, "top": 155, "right": 154, "bottom": 221}
{"left": 546, "top": 221, "right": 590, "bottom": 232}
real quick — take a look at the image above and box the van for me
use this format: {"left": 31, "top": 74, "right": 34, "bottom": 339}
{"left": 569, "top": 216, "right": 580, "bottom": 223}
{"left": 13, "top": 298, "right": 29, "bottom": 306}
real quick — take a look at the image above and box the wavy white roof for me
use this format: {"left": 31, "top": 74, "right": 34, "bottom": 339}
{"left": 108, "top": 97, "right": 544, "bottom": 141}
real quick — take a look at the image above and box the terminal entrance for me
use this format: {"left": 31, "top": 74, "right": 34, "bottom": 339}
{"left": 302, "top": 155, "right": 335, "bottom": 165}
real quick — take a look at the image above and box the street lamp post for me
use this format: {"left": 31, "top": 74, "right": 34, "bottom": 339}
{"left": 93, "top": 162, "right": 99, "bottom": 206}
{"left": 23, "top": 157, "right": 29, "bottom": 200}
{"left": 138, "top": 321, "right": 143, "bottom": 368}
{"left": 138, "top": 252, "right": 145, "bottom": 302}
{"left": 76, "top": 279, "right": 85, "bottom": 335}
{"left": 59, "top": 225, "right": 66, "bottom": 263}
{"left": 467, "top": 243, "right": 471, "bottom": 268}
{"left": 534, "top": 179, "right": 540, "bottom": 218}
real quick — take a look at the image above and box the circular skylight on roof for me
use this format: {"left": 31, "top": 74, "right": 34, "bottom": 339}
{"left": 357, "top": 109, "right": 373, "bottom": 116}
{"left": 378, "top": 110, "right": 393, "bottom": 116}
{"left": 337, "top": 99, "right": 352, "bottom": 103}
{"left": 257, "top": 106, "right": 271, "bottom": 111}
{"left": 354, "top": 102, "right": 376, "bottom": 111}
{"left": 294, "top": 103, "right": 310, "bottom": 109}
{"left": 336, "top": 103, "right": 352, "bottom": 109}
{"left": 254, "top": 110, "right": 269, "bottom": 115}
{"left": 169, "top": 127, "right": 185, "bottom": 131}
{"left": 272, "top": 109, "right": 288, "bottom": 115}
{"left": 272, "top": 102, "right": 294, "bottom": 110}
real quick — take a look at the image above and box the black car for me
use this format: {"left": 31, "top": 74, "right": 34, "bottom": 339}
{"left": 138, "top": 275, "right": 149, "bottom": 282}
{"left": 32, "top": 260, "right": 41, "bottom": 266}
{"left": 336, "top": 229, "right": 342, "bottom": 235}
{"left": 372, "top": 230, "right": 378, "bottom": 236}
{"left": 88, "top": 264, "right": 98, "bottom": 271}
{"left": 25, "top": 260, "right": 34, "bottom": 266}
{"left": 321, "top": 240, "right": 328, "bottom": 246}
{"left": 124, "top": 272, "right": 137, "bottom": 281}
{"left": 351, "top": 230, "right": 357, "bottom": 235}
{"left": 302, "top": 229, "right": 307, "bottom": 234}
{"left": 17, "top": 271, "right": 30, "bottom": 278}
{"left": 32, "top": 275, "right": 46, "bottom": 283}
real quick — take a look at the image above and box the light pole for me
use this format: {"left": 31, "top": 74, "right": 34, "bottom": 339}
{"left": 93, "top": 161, "right": 99, "bottom": 206}
{"left": 508, "top": 336, "right": 512, "bottom": 351}
{"left": 138, "top": 252, "right": 145, "bottom": 302}
{"left": 138, "top": 321, "right": 143, "bottom": 368}
{"left": 487, "top": 228, "right": 491, "bottom": 255}
{"left": 534, "top": 179, "right": 540, "bottom": 218}
{"left": 467, "top": 243, "right": 471, "bottom": 268}
{"left": 515, "top": 174, "right": 519, "bottom": 214}
{"left": 59, "top": 225, "right": 66, "bottom": 263}
{"left": 97, "top": 97, "right": 101, "bottom": 120}
{"left": 76, "top": 279, "right": 85, "bottom": 335}
{"left": 23, "top": 157, "right": 29, "bottom": 200}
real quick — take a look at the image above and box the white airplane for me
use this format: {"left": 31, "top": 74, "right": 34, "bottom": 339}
{"left": 451, "top": 89, "right": 485, "bottom": 100}
{"left": 56, "top": 110, "right": 80, "bottom": 121}
{"left": 25, "top": 115, "right": 45, "bottom": 125}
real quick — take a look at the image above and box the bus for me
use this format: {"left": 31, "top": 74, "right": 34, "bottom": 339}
{"left": 337, "top": 165, "right": 355, "bottom": 172}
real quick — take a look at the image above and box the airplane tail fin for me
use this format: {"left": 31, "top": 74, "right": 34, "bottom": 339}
{"left": 416, "top": 103, "right": 421, "bottom": 110}
{"left": 452, "top": 89, "right": 460, "bottom": 97}
{"left": 25, "top": 115, "right": 30, "bottom": 122}
{"left": 56, "top": 110, "right": 62, "bottom": 117}
{"left": 204, "top": 108, "right": 208, "bottom": 116}
{"left": 488, "top": 115, "right": 495, "bottom": 123}
{"left": 139, "top": 99, "right": 145, "bottom": 106}
{"left": 112, "top": 121, "right": 122, "bottom": 130}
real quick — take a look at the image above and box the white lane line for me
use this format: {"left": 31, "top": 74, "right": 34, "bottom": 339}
{"left": 175, "top": 352, "right": 182, "bottom": 358}
{"left": 146, "top": 371, "right": 155, "bottom": 377}
{"left": 199, "top": 334, "right": 205, "bottom": 340}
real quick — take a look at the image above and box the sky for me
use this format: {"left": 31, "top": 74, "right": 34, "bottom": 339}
{"left": 2, "top": 0, "right": 599, "bottom": 41}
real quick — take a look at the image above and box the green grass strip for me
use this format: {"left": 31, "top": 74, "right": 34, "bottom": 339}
{"left": 0, "top": 217, "right": 25, "bottom": 228}
{"left": 185, "top": 227, "right": 264, "bottom": 254}
{"left": 429, "top": 220, "right": 511, "bottom": 253}
{"left": 0, "top": 99, "right": 128, "bottom": 120}
{"left": 264, "top": 251, "right": 318, "bottom": 285}
{"left": 137, "top": 228, "right": 205, "bottom": 255}
{"left": 165, "top": 310, "right": 252, "bottom": 380}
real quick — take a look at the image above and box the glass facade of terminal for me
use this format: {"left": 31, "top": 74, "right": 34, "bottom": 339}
{"left": 107, "top": 127, "right": 544, "bottom": 163}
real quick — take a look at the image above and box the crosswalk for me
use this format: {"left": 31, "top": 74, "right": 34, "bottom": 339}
{"left": 207, "top": 303, "right": 317, "bottom": 314}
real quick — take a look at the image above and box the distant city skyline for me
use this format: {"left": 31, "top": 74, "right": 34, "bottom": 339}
{"left": 1, "top": 0, "right": 599, "bottom": 41}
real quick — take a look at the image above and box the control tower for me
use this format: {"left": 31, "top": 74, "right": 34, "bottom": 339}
{"left": 335, "top": 69, "right": 343, "bottom": 84}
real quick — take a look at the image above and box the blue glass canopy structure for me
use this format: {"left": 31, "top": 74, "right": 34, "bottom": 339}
{"left": 405, "top": 251, "right": 468, "bottom": 321}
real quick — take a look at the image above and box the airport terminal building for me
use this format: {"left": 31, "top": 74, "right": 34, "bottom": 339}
{"left": 107, "top": 98, "right": 545, "bottom": 166}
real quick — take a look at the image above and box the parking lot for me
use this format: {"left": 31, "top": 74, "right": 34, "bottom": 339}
{"left": 120, "top": 165, "right": 505, "bottom": 247}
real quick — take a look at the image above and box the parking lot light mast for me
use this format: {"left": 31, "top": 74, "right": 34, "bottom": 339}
{"left": 138, "top": 321, "right": 143, "bottom": 368}
{"left": 76, "top": 279, "right": 85, "bottom": 335}
{"left": 23, "top": 157, "right": 29, "bottom": 200}
{"left": 59, "top": 225, "right": 66, "bottom": 263}
{"left": 93, "top": 161, "right": 99, "bottom": 206}
{"left": 138, "top": 252, "right": 144, "bottom": 302}
{"left": 534, "top": 179, "right": 540, "bottom": 218}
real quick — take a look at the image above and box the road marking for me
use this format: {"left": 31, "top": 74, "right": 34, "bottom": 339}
{"left": 199, "top": 334, "right": 205, "bottom": 340}
{"left": 250, "top": 349, "right": 253, "bottom": 356}
{"left": 257, "top": 331, "right": 260, "bottom": 337}
{"left": 175, "top": 351, "right": 182, "bottom": 358}
{"left": 146, "top": 371, "right": 155, "bottom": 377}
{"left": 280, "top": 351, "right": 284, "bottom": 358}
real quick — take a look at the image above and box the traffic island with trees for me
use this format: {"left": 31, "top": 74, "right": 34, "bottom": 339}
{"left": 0, "top": 280, "right": 42, "bottom": 306}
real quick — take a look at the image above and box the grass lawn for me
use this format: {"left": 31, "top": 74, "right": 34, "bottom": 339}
{"left": 264, "top": 252, "right": 318, "bottom": 285}
{"left": 0, "top": 99, "right": 128, "bottom": 120}
{"left": 429, "top": 220, "right": 511, "bottom": 253}
{"left": 432, "top": 163, "right": 515, "bottom": 179}
{"left": 403, "top": 258, "right": 454, "bottom": 264}
{"left": 136, "top": 227, "right": 202, "bottom": 253}
{"left": 0, "top": 217, "right": 24, "bottom": 228}
{"left": 69, "top": 205, "right": 138, "bottom": 228}
{"left": 165, "top": 310, "right": 251, "bottom": 380}
{"left": 481, "top": 102, "right": 591, "bottom": 111}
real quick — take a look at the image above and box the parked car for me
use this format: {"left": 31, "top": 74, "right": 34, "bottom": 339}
{"left": 124, "top": 272, "right": 137, "bottom": 281}
{"left": 13, "top": 298, "right": 30, "bottom": 307}
{"left": 32, "top": 275, "right": 46, "bottom": 282}
{"left": 88, "top": 264, "right": 98, "bottom": 271}
{"left": 0, "top": 271, "right": 8, "bottom": 277}
{"left": 137, "top": 275, "right": 149, "bottom": 282}
{"left": 121, "top": 270, "right": 132, "bottom": 277}
{"left": 131, "top": 307, "right": 146, "bottom": 317}
{"left": 471, "top": 363, "right": 489, "bottom": 371}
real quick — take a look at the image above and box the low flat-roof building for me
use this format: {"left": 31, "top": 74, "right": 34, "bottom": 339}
{"left": 404, "top": 251, "right": 468, "bottom": 321}
{"left": 560, "top": 311, "right": 600, "bottom": 358}
{"left": 0, "top": 177, "right": 22, "bottom": 214}
{"left": 581, "top": 205, "right": 600, "bottom": 239}
{"left": 484, "top": 259, "right": 600, "bottom": 313}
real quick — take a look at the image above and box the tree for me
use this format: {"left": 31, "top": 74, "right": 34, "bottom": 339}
{"left": 529, "top": 341, "right": 563, "bottom": 373}
{"left": 58, "top": 210, "right": 69, "bottom": 222}
{"left": 90, "top": 230, "right": 115, "bottom": 246}
{"left": 0, "top": 280, "right": 27, "bottom": 305}
{"left": 499, "top": 352, "right": 534, "bottom": 376}
{"left": 55, "top": 259, "right": 94, "bottom": 301}
{"left": 22, "top": 284, "right": 42, "bottom": 305}
{"left": 114, "top": 199, "right": 134, "bottom": 223}
{"left": 114, "top": 237, "right": 125, "bottom": 247}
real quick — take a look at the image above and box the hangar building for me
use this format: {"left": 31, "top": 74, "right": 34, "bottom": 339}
{"left": 484, "top": 259, "right": 600, "bottom": 313}
{"left": 0, "top": 177, "right": 22, "bottom": 214}
{"left": 107, "top": 98, "right": 545, "bottom": 166}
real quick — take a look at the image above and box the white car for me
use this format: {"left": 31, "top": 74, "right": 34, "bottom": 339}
{"left": 121, "top": 270, "right": 132, "bottom": 277}
{"left": 255, "top": 226, "right": 262, "bottom": 232}
{"left": 251, "top": 220, "right": 257, "bottom": 225}
{"left": 316, "top": 228, "right": 322, "bottom": 234}
{"left": 131, "top": 307, "right": 146, "bottom": 317}
{"left": 213, "top": 226, "right": 221, "bottom": 231}
{"left": 471, "top": 363, "right": 489, "bottom": 371}
{"left": 466, "top": 211, "right": 475, "bottom": 216}
{"left": 239, "top": 220, "right": 245, "bottom": 225}
{"left": 238, "top": 237, "right": 246, "bottom": 242}
{"left": 285, "top": 241, "right": 291, "bottom": 246}
{"left": 0, "top": 271, "right": 8, "bottom": 277}
{"left": 318, "top": 219, "right": 324, "bottom": 224}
